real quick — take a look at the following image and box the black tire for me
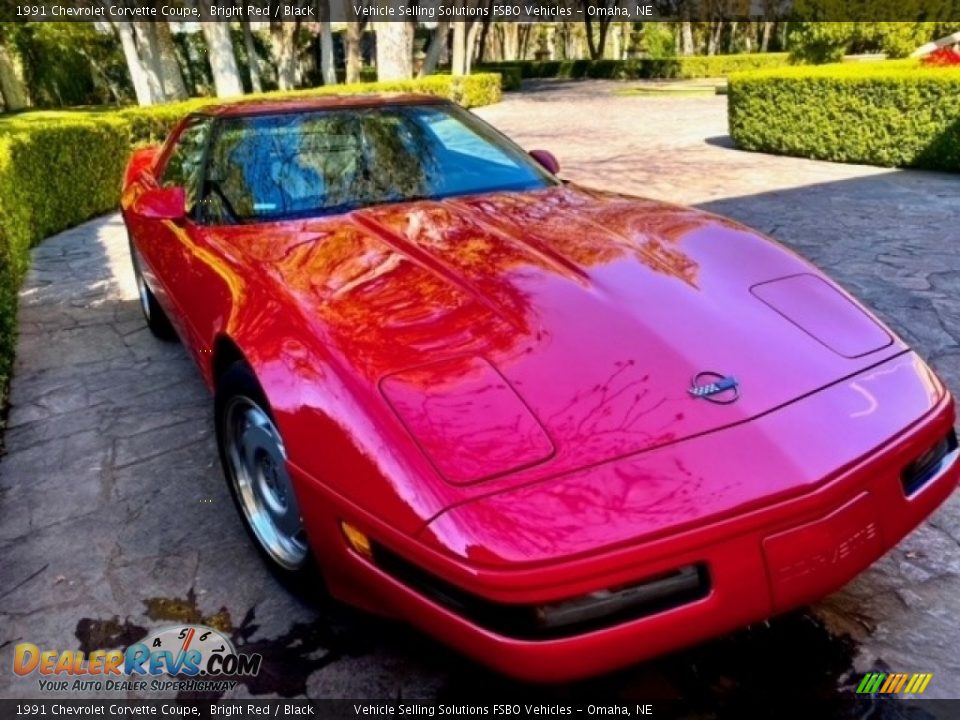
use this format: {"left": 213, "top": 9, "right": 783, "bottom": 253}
{"left": 215, "top": 361, "right": 321, "bottom": 592}
{"left": 129, "top": 238, "right": 177, "bottom": 341}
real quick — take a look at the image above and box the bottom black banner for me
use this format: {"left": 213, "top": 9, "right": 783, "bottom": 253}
{"left": 3, "top": 699, "right": 960, "bottom": 720}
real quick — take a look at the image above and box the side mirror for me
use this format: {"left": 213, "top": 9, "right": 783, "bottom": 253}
{"left": 529, "top": 149, "right": 560, "bottom": 175}
{"left": 132, "top": 186, "right": 186, "bottom": 221}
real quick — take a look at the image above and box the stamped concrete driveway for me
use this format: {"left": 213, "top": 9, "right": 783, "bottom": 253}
{"left": 2, "top": 80, "right": 959, "bottom": 707}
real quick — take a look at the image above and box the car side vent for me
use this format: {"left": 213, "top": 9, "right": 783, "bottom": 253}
{"left": 902, "top": 430, "right": 958, "bottom": 497}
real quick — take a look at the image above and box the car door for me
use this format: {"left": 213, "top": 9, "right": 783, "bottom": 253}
{"left": 129, "top": 117, "right": 216, "bottom": 359}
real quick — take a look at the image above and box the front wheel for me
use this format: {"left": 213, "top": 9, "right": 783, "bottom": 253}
{"left": 129, "top": 238, "right": 177, "bottom": 341}
{"left": 215, "top": 362, "right": 316, "bottom": 584}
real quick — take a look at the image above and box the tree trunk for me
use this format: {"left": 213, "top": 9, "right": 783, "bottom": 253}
{"left": 132, "top": 22, "right": 165, "bottom": 101}
{"left": 761, "top": 21, "right": 774, "bottom": 52}
{"left": 464, "top": 21, "right": 482, "bottom": 73}
{"left": 451, "top": 22, "right": 467, "bottom": 76}
{"left": 519, "top": 25, "right": 533, "bottom": 59}
{"left": 345, "top": 21, "right": 363, "bottom": 83}
{"left": 584, "top": 17, "right": 598, "bottom": 59}
{"left": 707, "top": 21, "right": 722, "bottom": 55}
{"left": 242, "top": 20, "right": 263, "bottom": 93}
{"left": 113, "top": 20, "right": 153, "bottom": 105}
{"left": 729, "top": 21, "right": 738, "bottom": 53}
{"left": 153, "top": 21, "right": 188, "bottom": 100}
{"left": 0, "top": 42, "right": 27, "bottom": 111}
{"left": 420, "top": 21, "right": 449, "bottom": 76}
{"left": 597, "top": 19, "right": 612, "bottom": 59}
{"left": 502, "top": 22, "right": 519, "bottom": 60}
{"left": 476, "top": 13, "right": 493, "bottom": 63}
{"left": 202, "top": 21, "right": 243, "bottom": 97}
{"left": 375, "top": 22, "right": 413, "bottom": 80}
{"left": 318, "top": 0, "right": 337, "bottom": 85}
{"left": 680, "top": 21, "right": 694, "bottom": 56}
{"left": 319, "top": 24, "right": 336, "bottom": 85}
{"left": 271, "top": 21, "right": 301, "bottom": 90}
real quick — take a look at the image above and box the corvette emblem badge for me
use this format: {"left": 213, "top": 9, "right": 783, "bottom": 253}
{"left": 689, "top": 372, "right": 740, "bottom": 404}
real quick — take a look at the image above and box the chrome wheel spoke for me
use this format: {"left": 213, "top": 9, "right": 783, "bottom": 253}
{"left": 276, "top": 504, "right": 303, "bottom": 539}
{"left": 224, "top": 396, "right": 308, "bottom": 571}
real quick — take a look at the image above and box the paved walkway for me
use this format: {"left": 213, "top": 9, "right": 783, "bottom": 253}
{"left": 1, "top": 81, "right": 959, "bottom": 705}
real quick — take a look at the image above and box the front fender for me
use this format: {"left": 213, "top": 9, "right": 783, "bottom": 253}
{"left": 222, "top": 307, "right": 445, "bottom": 539}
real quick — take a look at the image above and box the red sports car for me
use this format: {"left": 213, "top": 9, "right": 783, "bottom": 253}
{"left": 121, "top": 95, "right": 958, "bottom": 681}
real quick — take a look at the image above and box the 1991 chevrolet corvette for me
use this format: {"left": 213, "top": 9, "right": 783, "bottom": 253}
{"left": 122, "top": 94, "right": 959, "bottom": 681}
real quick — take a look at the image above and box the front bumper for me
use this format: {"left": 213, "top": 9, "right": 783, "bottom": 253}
{"left": 298, "top": 354, "right": 959, "bottom": 681}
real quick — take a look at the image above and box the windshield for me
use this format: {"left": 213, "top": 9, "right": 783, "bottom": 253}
{"left": 200, "top": 103, "right": 556, "bottom": 224}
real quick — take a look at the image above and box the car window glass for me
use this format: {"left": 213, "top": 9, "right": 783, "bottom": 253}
{"left": 201, "top": 104, "right": 555, "bottom": 225}
{"left": 421, "top": 111, "right": 518, "bottom": 168}
{"left": 161, "top": 118, "right": 212, "bottom": 212}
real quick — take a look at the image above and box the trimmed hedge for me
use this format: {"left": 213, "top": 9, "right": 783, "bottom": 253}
{"left": 728, "top": 61, "right": 960, "bottom": 170}
{"left": 481, "top": 65, "right": 523, "bottom": 91}
{"left": 476, "top": 53, "right": 790, "bottom": 82}
{"left": 0, "top": 73, "right": 502, "bottom": 403}
{"left": 436, "top": 67, "right": 522, "bottom": 91}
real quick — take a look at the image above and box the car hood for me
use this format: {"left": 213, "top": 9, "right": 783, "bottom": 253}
{"left": 225, "top": 184, "right": 905, "bottom": 489}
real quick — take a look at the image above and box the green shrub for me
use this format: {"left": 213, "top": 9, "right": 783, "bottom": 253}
{"left": 787, "top": 21, "right": 945, "bottom": 63}
{"left": 728, "top": 61, "right": 960, "bottom": 169}
{"left": 787, "top": 22, "right": 856, "bottom": 64}
{"left": 0, "top": 73, "right": 502, "bottom": 408}
{"left": 482, "top": 65, "right": 522, "bottom": 91}
{"left": 664, "top": 54, "right": 793, "bottom": 78}
{"left": 475, "top": 54, "right": 791, "bottom": 82}
{"left": 449, "top": 73, "right": 503, "bottom": 106}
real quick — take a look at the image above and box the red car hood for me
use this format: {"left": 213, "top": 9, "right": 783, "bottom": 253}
{"left": 224, "top": 185, "right": 904, "bottom": 493}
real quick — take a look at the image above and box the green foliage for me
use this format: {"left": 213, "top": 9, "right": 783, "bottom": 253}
{"left": 728, "top": 61, "right": 960, "bottom": 170}
{"left": 476, "top": 54, "right": 791, "bottom": 82}
{"left": 439, "top": 66, "right": 522, "bottom": 91}
{"left": 7, "top": 22, "right": 131, "bottom": 106}
{"left": 787, "top": 23, "right": 856, "bottom": 64}
{"left": 789, "top": 22, "right": 953, "bottom": 63}
{"left": 171, "top": 29, "right": 214, "bottom": 96}
{"left": 448, "top": 73, "right": 503, "bottom": 106}
{"left": 492, "top": 66, "right": 523, "bottom": 91}
{"left": 0, "top": 73, "right": 501, "bottom": 407}
{"left": 867, "top": 23, "right": 931, "bottom": 58}
{"left": 641, "top": 23, "right": 678, "bottom": 59}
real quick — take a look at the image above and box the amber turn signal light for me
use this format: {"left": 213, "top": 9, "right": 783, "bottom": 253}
{"left": 341, "top": 521, "right": 373, "bottom": 560}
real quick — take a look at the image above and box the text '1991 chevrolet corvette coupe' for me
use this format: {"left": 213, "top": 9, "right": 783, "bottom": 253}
{"left": 121, "top": 95, "right": 959, "bottom": 681}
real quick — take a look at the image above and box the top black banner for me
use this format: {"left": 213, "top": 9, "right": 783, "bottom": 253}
{"left": 3, "top": 0, "right": 960, "bottom": 22}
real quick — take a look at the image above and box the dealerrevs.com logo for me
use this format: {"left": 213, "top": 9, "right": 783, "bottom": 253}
{"left": 14, "top": 625, "right": 262, "bottom": 693}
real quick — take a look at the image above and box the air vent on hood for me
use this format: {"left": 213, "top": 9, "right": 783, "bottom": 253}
{"left": 380, "top": 356, "right": 555, "bottom": 485}
{"left": 751, "top": 274, "right": 892, "bottom": 358}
